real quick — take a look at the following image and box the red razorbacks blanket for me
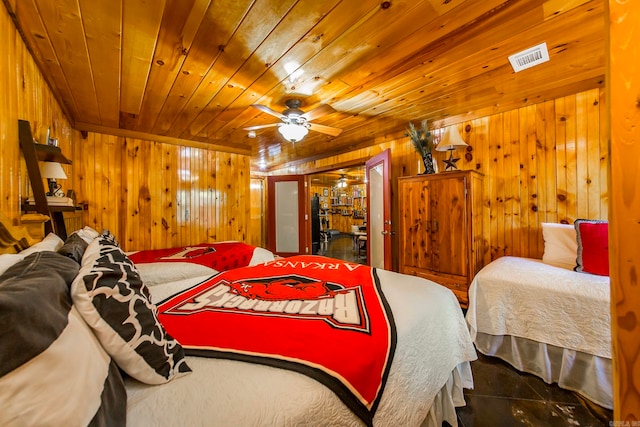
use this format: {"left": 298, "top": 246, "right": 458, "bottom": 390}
{"left": 128, "top": 242, "right": 256, "bottom": 272}
{"left": 157, "top": 255, "right": 396, "bottom": 426}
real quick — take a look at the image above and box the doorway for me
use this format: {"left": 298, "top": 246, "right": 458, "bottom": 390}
{"left": 308, "top": 165, "right": 367, "bottom": 264}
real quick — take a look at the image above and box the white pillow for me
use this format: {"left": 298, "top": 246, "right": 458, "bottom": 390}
{"left": 541, "top": 222, "right": 578, "bottom": 270}
{"left": 19, "top": 233, "right": 64, "bottom": 257}
{"left": 135, "top": 262, "right": 217, "bottom": 286}
{"left": 72, "top": 226, "right": 100, "bottom": 244}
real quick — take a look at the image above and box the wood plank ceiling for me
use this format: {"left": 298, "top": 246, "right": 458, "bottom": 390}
{"left": 6, "top": 0, "right": 605, "bottom": 172}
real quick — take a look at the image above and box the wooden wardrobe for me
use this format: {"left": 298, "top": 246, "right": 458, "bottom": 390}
{"left": 398, "top": 170, "right": 484, "bottom": 306}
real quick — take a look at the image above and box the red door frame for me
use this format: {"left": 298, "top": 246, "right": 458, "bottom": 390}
{"left": 266, "top": 175, "right": 308, "bottom": 257}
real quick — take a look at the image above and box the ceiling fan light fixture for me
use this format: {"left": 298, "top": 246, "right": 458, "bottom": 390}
{"left": 278, "top": 123, "right": 309, "bottom": 143}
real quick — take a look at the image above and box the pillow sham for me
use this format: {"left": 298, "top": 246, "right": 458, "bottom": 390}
{"left": 0, "top": 251, "right": 126, "bottom": 426}
{"left": 541, "top": 222, "right": 578, "bottom": 270}
{"left": 71, "top": 231, "right": 191, "bottom": 384}
{"left": 575, "top": 219, "right": 609, "bottom": 276}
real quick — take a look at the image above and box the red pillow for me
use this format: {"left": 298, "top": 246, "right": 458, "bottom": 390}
{"left": 574, "top": 220, "right": 609, "bottom": 276}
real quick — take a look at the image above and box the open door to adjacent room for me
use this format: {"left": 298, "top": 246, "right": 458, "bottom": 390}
{"left": 366, "top": 149, "right": 392, "bottom": 270}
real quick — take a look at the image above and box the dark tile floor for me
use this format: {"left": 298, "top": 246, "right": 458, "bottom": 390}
{"left": 457, "top": 352, "right": 612, "bottom": 426}
{"left": 315, "top": 232, "right": 364, "bottom": 264}
{"left": 319, "top": 233, "right": 613, "bottom": 427}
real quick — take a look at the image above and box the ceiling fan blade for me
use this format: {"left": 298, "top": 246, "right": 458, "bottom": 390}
{"left": 309, "top": 122, "right": 343, "bottom": 137}
{"left": 251, "top": 104, "right": 283, "bottom": 119}
{"left": 243, "top": 123, "right": 280, "bottom": 131}
{"left": 301, "top": 104, "right": 336, "bottom": 121}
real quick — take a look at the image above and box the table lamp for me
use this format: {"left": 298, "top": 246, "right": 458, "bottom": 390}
{"left": 40, "top": 162, "right": 67, "bottom": 196}
{"left": 435, "top": 126, "right": 468, "bottom": 171}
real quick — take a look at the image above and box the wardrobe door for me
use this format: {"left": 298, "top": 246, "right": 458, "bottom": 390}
{"left": 429, "top": 175, "right": 468, "bottom": 277}
{"left": 398, "top": 177, "right": 432, "bottom": 271}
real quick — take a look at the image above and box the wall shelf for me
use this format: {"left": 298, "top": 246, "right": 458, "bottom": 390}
{"left": 18, "top": 119, "right": 72, "bottom": 239}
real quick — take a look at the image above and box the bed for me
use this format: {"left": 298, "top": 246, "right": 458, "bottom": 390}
{"left": 465, "top": 221, "right": 612, "bottom": 409}
{"left": 126, "top": 241, "right": 277, "bottom": 285}
{"left": 0, "top": 219, "right": 477, "bottom": 427}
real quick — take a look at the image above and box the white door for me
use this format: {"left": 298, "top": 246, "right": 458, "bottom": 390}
{"left": 267, "top": 175, "right": 307, "bottom": 256}
{"left": 366, "top": 149, "right": 392, "bottom": 270}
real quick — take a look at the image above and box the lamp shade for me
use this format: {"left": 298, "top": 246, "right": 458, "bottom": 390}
{"left": 278, "top": 123, "right": 309, "bottom": 143}
{"left": 435, "top": 126, "right": 468, "bottom": 152}
{"left": 40, "top": 162, "right": 67, "bottom": 179}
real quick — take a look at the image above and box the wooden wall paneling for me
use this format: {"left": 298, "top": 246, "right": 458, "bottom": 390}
{"left": 214, "top": 152, "right": 228, "bottom": 242}
{"left": 160, "top": 144, "right": 172, "bottom": 248}
{"left": 555, "top": 97, "right": 569, "bottom": 224}
{"left": 170, "top": 144, "right": 181, "bottom": 246}
{"left": 586, "top": 88, "right": 601, "bottom": 219}
{"left": 150, "top": 141, "right": 163, "bottom": 247}
{"left": 206, "top": 148, "right": 217, "bottom": 244}
{"left": 125, "top": 138, "right": 140, "bottom": 249}
{"left": 194, "top": 148, "right": 204, "bottom": 244}
{"left": 526, "top": 105, "right": 541, "bottom": 258}
{"left": 598, "top": 87, "right": 608, "bottom": 218}
{"left": 534, "top": 102, "right": 548, "bottom": 255}
{"left": 215, "top": 152, "right": 250, "bottom": 243}
{"left": 249, "top": 177, "right": 264, "bottom": 248}
{"left": 609, "top": 0, "right": 640, "bottom": 418}
{"left": 203, "top": 149, "right": 212, "bottom": 243}
{"left": 501, "top": 111, "right": 514, "bottom": 256}
{"left": 178, "top": 146, "right": 190, "bottom": 246}
{"left": 194, "top": 147, "right": 204, "bottom": 244}
{"left": 91, "top": 132, "right": 103, "bottom": 231}
{"left": 490, "top": 114, "right": 505, "bottom": 259}
{"left": 99, "top": 133, "right": 113, "bottom": 233}
{"left": 564, "top": 95, "right": 578, "bottom": 223}
{"left": 88, "top": 134, "right": 99, "bottom": 231}
{"left": 576, "top": 91, "right": 590, "bottom": 219}
{"left": 542, "top": 99, "right": 558, "bottom": 225}
{"left": 109, "top": 134, "right": 123, "bottom": 236}
{"left": 1, "top": 12, "right": 20, "bottom": 218}
{"left": 518, "top": 107, "right": 530, "bottom": 257}
{"left": 510, "top": 109, "right": 523, "bottom": 257}
{"left": 139, "top": 140, "right": 152, "bottom": 249}
{"left": 470, "top": 118, "right": 491, "bottom": 264}
{"left": 187, "top": 147, "right": 198, "bottom": 245}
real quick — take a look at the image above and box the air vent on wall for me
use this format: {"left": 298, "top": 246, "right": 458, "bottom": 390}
{"left": 508, "top": 42, "right": 550, "bottom": 73}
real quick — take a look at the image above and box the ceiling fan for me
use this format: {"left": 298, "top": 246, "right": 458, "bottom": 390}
{"left": 244, "top": 99, "right": 343, "bottom": 143}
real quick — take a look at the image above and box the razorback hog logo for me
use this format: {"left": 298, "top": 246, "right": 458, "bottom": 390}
{"left": 229, "top": 278, "right": 341, "bottom": 301}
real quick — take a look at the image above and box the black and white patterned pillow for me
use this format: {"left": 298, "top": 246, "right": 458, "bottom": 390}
{"left": 0, "top": 251, "right": 126, "bottom": 426}
{"left": 71, "top": 231, "right": 191, "bottom": 384}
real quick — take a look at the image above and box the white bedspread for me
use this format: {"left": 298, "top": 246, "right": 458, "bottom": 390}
{"left": 467, "top": 256, "right": 611, "bottom": 358}
{"left": 126, "top": 268, "right": 477, "bottom": 426}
